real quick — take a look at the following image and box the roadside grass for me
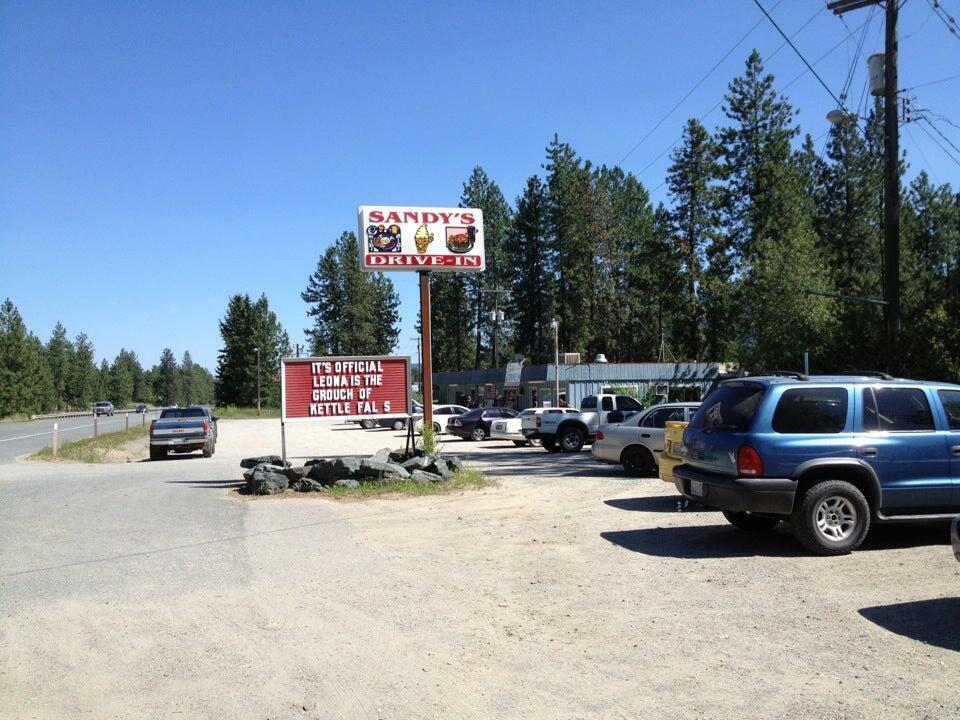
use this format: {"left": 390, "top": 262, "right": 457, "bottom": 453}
{"left": 30, "top": 424, "right": 149, "bottom": 463}
{"left": 324, "top": 468, "right": 493, "bottom": 499}
{"left": 214, "top": 406, "right": 281, "bottom": 419}
{"left": 0, "top": 413, "right": 32, "bottom": 423}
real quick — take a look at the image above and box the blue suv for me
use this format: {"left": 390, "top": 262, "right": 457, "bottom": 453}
{"left": 674, "top": 373, "right": 960, "bottom": 555}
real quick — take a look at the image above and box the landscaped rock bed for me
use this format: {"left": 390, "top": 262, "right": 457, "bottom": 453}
{"left": 238, "top": 448, "right": 464, "bottom": 495}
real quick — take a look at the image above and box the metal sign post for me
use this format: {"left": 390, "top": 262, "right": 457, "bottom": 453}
{"left": 420, "top": 271, "right": 433, "bottom": 432}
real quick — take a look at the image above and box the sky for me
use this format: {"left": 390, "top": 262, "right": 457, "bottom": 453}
{"left": 2, "top": 0, "right": 959, "bottom": 371}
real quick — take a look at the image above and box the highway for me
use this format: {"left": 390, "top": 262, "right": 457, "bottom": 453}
{"left": 0, "top": 411, "right": 159, "bottom": 464}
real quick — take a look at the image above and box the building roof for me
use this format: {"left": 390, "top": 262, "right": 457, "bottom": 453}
{"left": 432, "top": 362, "right": 732, "bottom": 386}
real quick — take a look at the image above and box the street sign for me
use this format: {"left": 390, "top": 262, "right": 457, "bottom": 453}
{"left": 504, "top": 362, "right": 523, "bottom": 388}
{"left": 280, "top": 355, "right": 411, "bottom": 422}
{"left": 357, "top": 206, "right": 485, "bottom": 272}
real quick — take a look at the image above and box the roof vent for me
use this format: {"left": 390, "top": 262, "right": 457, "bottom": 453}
{"left": 593, "top": 353, "right": 608, "bottom": 363}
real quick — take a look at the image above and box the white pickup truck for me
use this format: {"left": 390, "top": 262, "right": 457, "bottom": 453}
{"left": 520, "top": 393, "right": 645, "bottom": 453}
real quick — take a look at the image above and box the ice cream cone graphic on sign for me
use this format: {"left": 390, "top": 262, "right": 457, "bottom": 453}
{"left": 414, "top": 223, "right": 434, "bottom": 253}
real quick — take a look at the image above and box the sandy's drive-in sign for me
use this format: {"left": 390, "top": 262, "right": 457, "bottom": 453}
{"left": 281, "top": 355, "right": 411, "bottom": 422}
{"left": 358, "top": 206, "right": 485, "bottom": 272}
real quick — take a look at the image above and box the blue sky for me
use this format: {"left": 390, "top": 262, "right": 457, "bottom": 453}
{"left": 2, "top": 0, "right": 958, "bottom": 370}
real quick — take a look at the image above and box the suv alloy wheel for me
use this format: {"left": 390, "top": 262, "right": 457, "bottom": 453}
{"left": 792, "top": 480, "right": 871, "bottom": 555}
{"left": 559, "top": 427, "right": 584, "bottom": 453}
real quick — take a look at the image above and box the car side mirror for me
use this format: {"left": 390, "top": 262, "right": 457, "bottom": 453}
{"left": 212, "top": 416, "right": 219, "bottom": 422}
{"left": 607, "top": 411, "right": 624, "bottom": 423}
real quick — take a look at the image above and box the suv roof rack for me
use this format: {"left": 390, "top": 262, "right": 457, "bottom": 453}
{"left": 832, "top": 370, "right": 894, "bottom": 380}
{"left": 756, "top": 370, "right": 810, "bottom": 381}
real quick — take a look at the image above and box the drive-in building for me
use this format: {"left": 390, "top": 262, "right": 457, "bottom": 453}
{"left": 431, "top": 361, "right": 735, "bottom": 409}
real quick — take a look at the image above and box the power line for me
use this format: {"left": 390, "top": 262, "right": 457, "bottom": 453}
{"left": 618, "top": 0, "right": 787, "bottom": 165}
{"left": 914, "top": 117, "right": 960, "bottom": 168}
{"left": 902, "top": 71, "right": 960, "bottom": 90}
{"left": 927, "top": 0, "right": 960, "bottom": 40}
{"left": 920, "top": 116, "right": 960, "bottom": 162}
{"left": 752, "top": 0, "right": 846, "bottom": 110}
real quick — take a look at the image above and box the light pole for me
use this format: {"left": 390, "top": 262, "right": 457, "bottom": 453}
{"left": 253, "top": 347, "right": 261, "bottom": 416}
{"left": 550, "top": 318, "right": 560, "bottom": 406}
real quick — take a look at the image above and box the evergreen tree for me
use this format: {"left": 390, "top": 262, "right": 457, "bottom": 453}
{"left": 0, "top": 300, "right": 55, "bottom": 416}
{"left": 46, "top": 322, "right": 75, "bottom": 410}
{"left": 97, "top": 359, "right": 111, "bottom": 401}
{"left": 179, "top": 351, "right": 195, "bottom": 405}
{"left": 429, "top": 273, "right": 473, "bottom": 371}
{"left": 155, "top": 348, "right": 179, "bottom": 406}
{"left": 459, "top": 166, "right": 513, "bottom": 367}
{"left": 302, "top": 232, "right": 400, "bottom": 356}
{"left": 666, "top": 118, "right": 722, "bottom": 360}
{"left": 108, "top": 359, "right": 134, "bottom": 407}
{"left": 506, "top": 175, "right": 554, "bottom": 364}
{"left": 68, "top": 333, "right": 99, "bottom": 409}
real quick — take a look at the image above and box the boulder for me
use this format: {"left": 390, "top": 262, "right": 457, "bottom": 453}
{"left": 335, "top": 456, "right": 364, "bottom": 476}
{"left": 292, "top": 478, "right": 325, "bottom": 492}
{"left": 243, "top": 463, "right": 287, "bottom": 482}
{"left": 388, "top": 450, "right": 408, "bottom": 464}
{"left": 446, "top": 456, "right": 464, "bottom": 471}
{"left": 357, "top": 459, "right": 410, "bottom": 480}
{"left": 401, "top": 456, "right": 430, "bottom": 471}
{"left": 334, "top": 478, "right": 360, "bottom": 490}
{"left": 282, "top": 466, "right": 310, "bottom": 481}
{"left": 370, "top": 447, "right": 393, "bottom": 464}
{"left": 245, "top": 468, "right": 289, "bottom": 495}
{"left": 241, "top": 455, "right": 289, "bottom": 469}
{"left": 411, "top": 469, "right": 443, "bottom": 484}
{"left": 426, "top": 458, "right": 453, "bottom": 480}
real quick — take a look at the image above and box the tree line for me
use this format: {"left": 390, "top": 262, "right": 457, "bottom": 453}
{"left": 0, "top": 299, "right": 214, "bottom": 417}
{"left": 423, "top": 50, "right": 958, "bottom": 380}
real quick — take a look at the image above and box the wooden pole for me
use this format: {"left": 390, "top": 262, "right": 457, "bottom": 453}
{"left": 883, "top": 0, "right": 900, "bottom": 374}
{"left": 52, "top": 423, "right": 59, "bottom": 457}
{"left": 419, "top": 271, "right": 433, "bottom": 431}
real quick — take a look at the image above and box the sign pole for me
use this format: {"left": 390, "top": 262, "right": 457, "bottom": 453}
{"left": 419, "top": 271, "right": 433, "bottom": 432}
{"left": 280, "top": 420, "right": 287, "bottom": 464}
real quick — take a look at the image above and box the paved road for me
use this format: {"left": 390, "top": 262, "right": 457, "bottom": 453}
{"left": 0, "top": 411, "right": 159, "bottom": 463}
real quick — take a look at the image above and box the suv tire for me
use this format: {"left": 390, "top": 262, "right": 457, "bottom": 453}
{"left": 722, "top": 509, "right": 780, "bottom": 532}
{"left": 149, "top": 446, "right": 166, "bottom": 461}
{"left": 559, "top": 427, "right": 585, "bottom": 453}
{"left": 542, "top": 437, "right": 561, "bottom": 453}
{"left": 622, "top": 446, "right": 656, "bottom": 477}
{"left": 792, "top": 480, "right": 871, "bottom": 555}
{"left": 470, "top": 426, "right": 487, "bottom": 442}
{"left": 202, "top": 442, "right": 213, "bottom": 458}
{"left": 392, "top": 419, "right": 406, "bottom": 431}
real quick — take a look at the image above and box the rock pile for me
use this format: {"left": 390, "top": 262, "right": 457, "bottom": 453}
{"left": 239, "top": 449, "right": 465, "bottom": 495}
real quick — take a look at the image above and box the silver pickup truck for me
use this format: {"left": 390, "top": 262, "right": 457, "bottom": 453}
{"left": 149, "top": 406, "right": 218, "bottom": 460}
{"left": 522, "top": 393, "right": 645, "bottom": 453}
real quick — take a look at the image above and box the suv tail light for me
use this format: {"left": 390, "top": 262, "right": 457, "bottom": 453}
{"left": 596, "top": 430, "right": 604, "bottom": 441}
{"left": 150, "top": 420, "right": 157, "bottom": 435}
{"left": 737, "top": 445, "right": 764, "bottom": 477}
{"left": 202, "top": 421, "right": 209, "bottom": 433}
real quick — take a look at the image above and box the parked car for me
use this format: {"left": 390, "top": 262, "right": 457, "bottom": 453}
{"left": 447, "top": 406, "right": 518, "bottom": 441}
{"left": 149, "top": 406, "right": 218, "bottom": 460}
{"left": 592, "top": 402, "right": 700, "bottom": 476}
{"left": 674, "top": 372, "right": 960, "bottom": 555}
{"left": 491, "top": 408, "right": 544, "bottom": 447}
{"left": 524, "top": 393, "right": 646, "bottom": 453}
{"left": 94, "top": 401, "right": 114, "bottom": 416}
{"left": 658, "top": 420, "right": 689, "bottom": 487}
{"left": 415, "top": 405, "right": 471, "bottom": 434}
{"left": 357, "top": 400, "right": 424, "bottom": 431}
{"left": 135, "top": 403, "right": 148, "bottom": 414}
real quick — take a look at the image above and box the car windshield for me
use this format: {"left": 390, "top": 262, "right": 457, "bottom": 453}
{"left": 688, "top": 382, "right": 765, "bottom": 433}
{"left": 460, "top": 409, "right": 483, "bottom": 419}
{"left": 160, "top": 407, "right": 207, "bottom": 419}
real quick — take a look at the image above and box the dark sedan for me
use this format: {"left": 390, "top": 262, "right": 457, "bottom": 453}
{"left": 447, "top": 407, "right": 518, "bottom": 441}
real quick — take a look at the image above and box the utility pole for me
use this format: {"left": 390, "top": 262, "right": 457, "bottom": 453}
{"left": 550, "top": 318, "right": 560, "bottom": 405}
{"left": 828, "top": 0, "right": 900, "bottom": 373}
{"left": 481, "top": 285, "right": 508, "bottom": 368}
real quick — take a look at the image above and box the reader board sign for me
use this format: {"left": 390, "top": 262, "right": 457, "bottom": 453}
{"left": 504, "top": 362, "right": 523, "bottom": 388}
{"left": 358, "top": 206, "right": 485, "bottom": 272}
{"left": 281, "top": 355, "right": 411, "bottom": 422}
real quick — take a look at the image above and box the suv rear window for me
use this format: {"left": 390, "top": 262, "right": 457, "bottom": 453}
{"left": 160, "top": 407, "right": 207, "bottom": 419}
{"left": 772, "top": 388, "right": 848, "bottom": 434}
{"left": 689, "top": 382, "right": 765, "bottom": 433}
{"left": 939, "top": 390, "right": 960, "bottom": 430}
{"left": 863, "top": 387, "right": 935, "bottom": 432}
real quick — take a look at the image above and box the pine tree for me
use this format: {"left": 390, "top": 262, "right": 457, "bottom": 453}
{"left": 108, "top": 358, "right": 134, "bottom": 407}
{"left": 155, "top": 348, "right": 179, "bottom": 406}
{"left": 0, "top": 300, "right": 55, "bottom": 416}
{"left": 302, "top": 232, "right": 400, "bottom": 357}
{"left": 68, "top": 333, "right": 99, "bottom": 409}
{"left": 506, "top": 175, "right": 554, "bottom": 363}
{"left": 666, "top": 118, "right": 722, "bottom": 360}
{"left": 46, "top": 322, "right": 75, "bottom": 410}
{"left": 179, "top": 351, "right": 195, "bottom": 405}
{"left": 459, "top": 166, "right": 513, "bottom": 367}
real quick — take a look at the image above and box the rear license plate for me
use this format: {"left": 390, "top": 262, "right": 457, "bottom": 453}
{"left": 690, "top": 480, "right": 704, "bottom": 497}
{"left": 171, "top": 438, "right": 184, "bottom": 444}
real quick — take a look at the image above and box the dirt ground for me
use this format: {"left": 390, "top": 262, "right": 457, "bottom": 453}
{"left": 2, "top": 419, "right": 958, "bottom": 719}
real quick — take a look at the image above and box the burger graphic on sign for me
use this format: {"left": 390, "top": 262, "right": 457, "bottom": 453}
{"left": 366, "top": 224, "right": 402, "bottom": 252}
{"left": 445, "top": 226, "right": 476, "bottom": 254}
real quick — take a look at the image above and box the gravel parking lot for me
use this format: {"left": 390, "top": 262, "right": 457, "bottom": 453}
{"left": 1, "top": 419, "right": 958, "bottom": 719}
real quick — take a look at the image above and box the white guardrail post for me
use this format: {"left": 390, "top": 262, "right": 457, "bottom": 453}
{"left": 52, "top": 423, "right": 59, "bottom": 457}
{"left": 125, "top": 413, "right": 129, "bottom": 431}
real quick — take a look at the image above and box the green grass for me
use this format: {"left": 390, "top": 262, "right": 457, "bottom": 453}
{"left": 0, "top": 413, "right": 32, "bottom": 423}
{"left": 213, "top": 406, "right": 281, "bottom": 419}
{"left": 30, "top": 424, "right": 149, "bottom": 463}
{"left": 324, "top": 468, "right": 493, "bottom": 498}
